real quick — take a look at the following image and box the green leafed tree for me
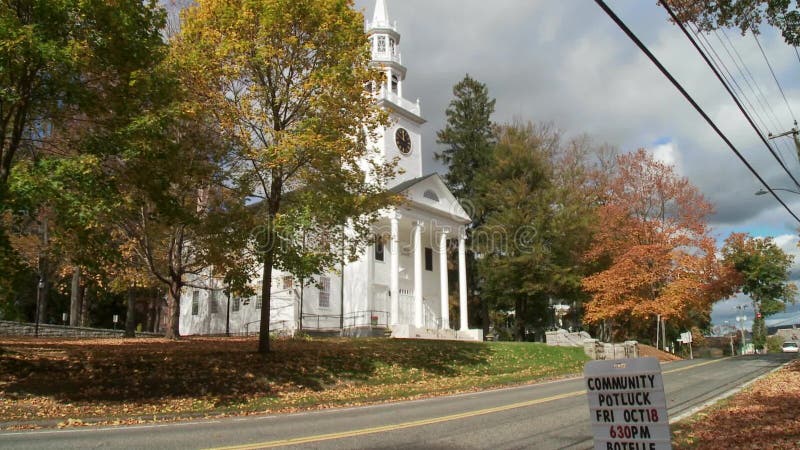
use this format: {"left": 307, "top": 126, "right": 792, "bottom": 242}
{"left": 1, "top": 0, "right": 170, "bottom": 324}
{"left": 0, "top": 0, "right": 167, "bottom": 200}
{"left": 721, "top": 232, "right": 797, "bottom": 320}
{"left": 475, "top": 122, "right": 600, "bottom": 340}
{"left": 435, "top": 74, "right": 496, "bottom": 336}
{"left": 176, "top": 0, "right": 397, "bottom": 353}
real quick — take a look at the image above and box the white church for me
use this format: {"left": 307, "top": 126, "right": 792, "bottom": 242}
{"left": 179, "top": 0, "right": 482, "bottom": 341}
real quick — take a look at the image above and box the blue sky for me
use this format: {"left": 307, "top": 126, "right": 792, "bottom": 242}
{"left": 354, "top": 0, "right": 800, "bottom": 329}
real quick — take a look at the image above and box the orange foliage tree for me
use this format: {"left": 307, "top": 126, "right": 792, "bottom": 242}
{"left": 582, "top": 149, "right": 735, "bottom": 341}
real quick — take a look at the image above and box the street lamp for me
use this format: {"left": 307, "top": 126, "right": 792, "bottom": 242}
{"left": 736, "top": 305, "right": 749, "bottom": 355}
{"left": 34, "top": 279, "right": 44, "bottom": 337}
{"left": 755, "top": 187, "right": 800, "bottom": 196}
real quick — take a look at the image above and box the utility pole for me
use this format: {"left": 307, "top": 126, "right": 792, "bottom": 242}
{"left": 768, "top": 124, "right": 800, "bottom": 161}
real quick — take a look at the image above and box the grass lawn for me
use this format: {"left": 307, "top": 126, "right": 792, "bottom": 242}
{"left": 0, "top": 336, "right": 588, "bottom": 429}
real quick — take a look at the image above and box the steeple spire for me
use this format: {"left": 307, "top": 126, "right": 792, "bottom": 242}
{"left": 372, "top": 0, "right": 389, "bottom": 28}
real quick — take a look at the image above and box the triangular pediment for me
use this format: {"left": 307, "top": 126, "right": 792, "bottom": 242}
{"left": 390, "top": 173, "right": 471, "bottom": 223}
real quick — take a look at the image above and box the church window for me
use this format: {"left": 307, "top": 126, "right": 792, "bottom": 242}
{"left": 232, "top": 297, "right": 240, "bottom": 312}
{"left": 423, "top": 190, "right": 439, "bottom": 202}
{"left": 319, "top": 277, "right": 331, "bottom": 308}
{"left": 391, "top": 75, "right": 398, "bottom": 94}
{"left": 283, "top": 275, "right": 294, "bottom": 290}
{"left": 377, "top": 36, "right": 386, "bottom": 53}
{"left": 192, "top": 291, "right": 199, "bottom": 316}
{"left": 425, "top": 248, "right": 433, "bottom": 271}
{"left": 375, "top": 235, "right": 385, "bottom": 262}
{"left": 389, "top": 38, "right": 395, "bottom": 55}
{"left": 255, "top": 295, "right": 262, "bottom": 309}
{"left": 209, "top": 290, "right": 219, "bottom": 314}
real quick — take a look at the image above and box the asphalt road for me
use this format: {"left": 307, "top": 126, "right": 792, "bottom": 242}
{"left": 0, "top": 354, "right": 792, "bottom": 450}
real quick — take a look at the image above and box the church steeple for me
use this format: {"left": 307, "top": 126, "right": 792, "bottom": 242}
{"left": 372, "top": 0, "right": 389, "bottom": 28}
{"left": 365, "top": 0, "right": 421, "bottom": 119}
{"left": 364, "top": 0, "right": 425, "bottom": 187}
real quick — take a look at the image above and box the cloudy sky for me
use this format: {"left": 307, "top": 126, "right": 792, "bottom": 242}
{"left": 354, "top": 0, "right": 800, "bottom": 329}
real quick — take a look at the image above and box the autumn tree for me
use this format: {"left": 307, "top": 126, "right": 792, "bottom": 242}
{"left": 582, "top": 149, "right": 732, "bottom": 342}
{"left": 665, "top": 0, "right": 800, "bottom": 46}
{"left": 436, "top": 75, "right": 496, "bottom": 335}
{"left": 176, "top": 0, "right": 396, "bottom": 353}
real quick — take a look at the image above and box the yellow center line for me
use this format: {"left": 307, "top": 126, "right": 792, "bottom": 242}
{"left": 663, "top": 357, "right": 726, "bottom": 374}
{"left": 209, "top": 358, "right": 729, "bottom": 450}
{"left": 207, "top": 390, "right": 585, "bottom": 450}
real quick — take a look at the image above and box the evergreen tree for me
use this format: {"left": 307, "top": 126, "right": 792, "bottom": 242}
{"left": 436, "top": 75, "right": 496, "bottom": 201}
{"left": 436, "top": 75, "right": 496, "bottom": 336}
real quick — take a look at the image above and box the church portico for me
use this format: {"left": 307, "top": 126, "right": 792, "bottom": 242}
{"left": 368, "top": 196, "right": 470, "bottom": 334}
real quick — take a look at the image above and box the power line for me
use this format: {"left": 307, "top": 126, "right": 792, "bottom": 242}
{"left": 718, "top": 29, "right": 787, "bottom": 136}
{"left": 754, "top": 34, "right": 797, "bottom": 123}
{"left": 659, "top": 2, "right": 800, "bottom": 191}
{"left": 692, "top": 27, "right": 772, "bottom": 139}
{"left": 691, "top": 26, "right": 791, "bottom": 167}
{"left": 721, "top": 29, "right": 787, "bottom": 133}
{"left": 592, "top": 0, "right": 800, "bottom": 225}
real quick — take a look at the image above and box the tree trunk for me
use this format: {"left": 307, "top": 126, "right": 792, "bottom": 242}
{"left": 124, "top": 287, "right": 136, "bottom": 338}
{"left": 258, "top": 251, "right": 274, "bottom": 354}
{"left": 80, "top": 284, "right": 91, "bottom": 327}
{"left": 515, "top": 297, "right": 525, "bottom": 341}
{"left": 69, "top": 266, "right": 82, "bottom": 326}
{"left": 164, "top": 280, "right": 181, "bottom": 339}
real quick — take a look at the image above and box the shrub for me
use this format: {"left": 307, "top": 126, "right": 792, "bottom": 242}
{"left": 766, "top": 335, "right": 784, "bottom": 353}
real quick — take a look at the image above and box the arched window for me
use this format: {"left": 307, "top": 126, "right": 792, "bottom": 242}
{"left": 423, "top": 190, "right": 439, "bottom": 202}
{"left": 391, "top": 74, "right": 398, "bottom": 94}
{"left": 377, "top": 36, "right": 386, "bottom": 53}
{"left": 389, "top": 38, "right": 396, "bottom": 55}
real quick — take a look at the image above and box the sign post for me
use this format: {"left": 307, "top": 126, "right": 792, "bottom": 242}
{"left": 585, "top": 357, "right": 671, "bottom": 450}
{"left": 679, "top": 332, "right": 693, "bottom": 360}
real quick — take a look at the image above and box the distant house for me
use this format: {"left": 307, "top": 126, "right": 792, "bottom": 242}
{"left": 178, "top": 0, "right": 482, "bottom": 341}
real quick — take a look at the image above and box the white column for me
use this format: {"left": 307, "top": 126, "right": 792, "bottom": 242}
{"left": 458, "top": 232, "right": 468, "bottom": 331}
{"left": 367, "top": 241, "right": 375, "bottom": 314}
{"left": 413, "top": 221, "right": 423, "bottom": 328}
{"left": 439, "top": 230, "right": 449, "bottom": 329}
{"left": 386, "top": 68, "right": 392, "bottom": 95}
{"left": 390, "top": 213, "right": 400, "bottom": 325}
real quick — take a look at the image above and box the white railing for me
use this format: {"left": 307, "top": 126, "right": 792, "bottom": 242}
{"left": 379, "top": 90, "right": 421, "bottom": 115}
{"left": 372, "top": 51, "right": 402, "bottom": 64}
{"left": 365, "top": 19, "right": 398, "bottom": 31}
{"left": 422, "top": 301, "right": 438, "bottom": 329}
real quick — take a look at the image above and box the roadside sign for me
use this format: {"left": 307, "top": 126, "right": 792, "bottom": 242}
{"left": 585, "top": 357, "right": 671, "bottom": 450}
{"left": 679, "top": 332, "right": 692, "bottom": 344}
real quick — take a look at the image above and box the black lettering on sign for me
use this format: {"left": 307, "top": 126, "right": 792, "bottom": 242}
{"left": 605, "top": 442, "right": 658, "bottom": 450}
{"left": 588, "top": 374, "right": 657, "bottom": 391}
{"left": 598, "top": 392, "right": 652, "bottom": 407}
{"left": 595, "top": 409, "right": 615, "bottom": 422}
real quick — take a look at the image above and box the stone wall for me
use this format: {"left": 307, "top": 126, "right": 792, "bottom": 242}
{"left": 0, "top": 320, "right": 161, "bottom": 338}
{"left": 583, "top": 339, "right": 639, "bottom": 360}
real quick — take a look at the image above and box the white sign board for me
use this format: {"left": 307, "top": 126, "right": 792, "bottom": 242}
{"left": 679, "top": 332, "right": 692, "bottom": 344}
{"left": 584, "top": 357, "right": 671, "bottom": 450}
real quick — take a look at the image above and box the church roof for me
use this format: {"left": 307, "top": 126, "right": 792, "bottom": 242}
{"left": 389, "top": 173, "right": 437, "bottom": 194}
{"left": 390, "top": 173, "right": 472, "bottom": 224}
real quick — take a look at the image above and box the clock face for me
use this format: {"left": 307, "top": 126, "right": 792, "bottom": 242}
{"left": 395, "top": 128, "right": 412, "bottom": 155}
